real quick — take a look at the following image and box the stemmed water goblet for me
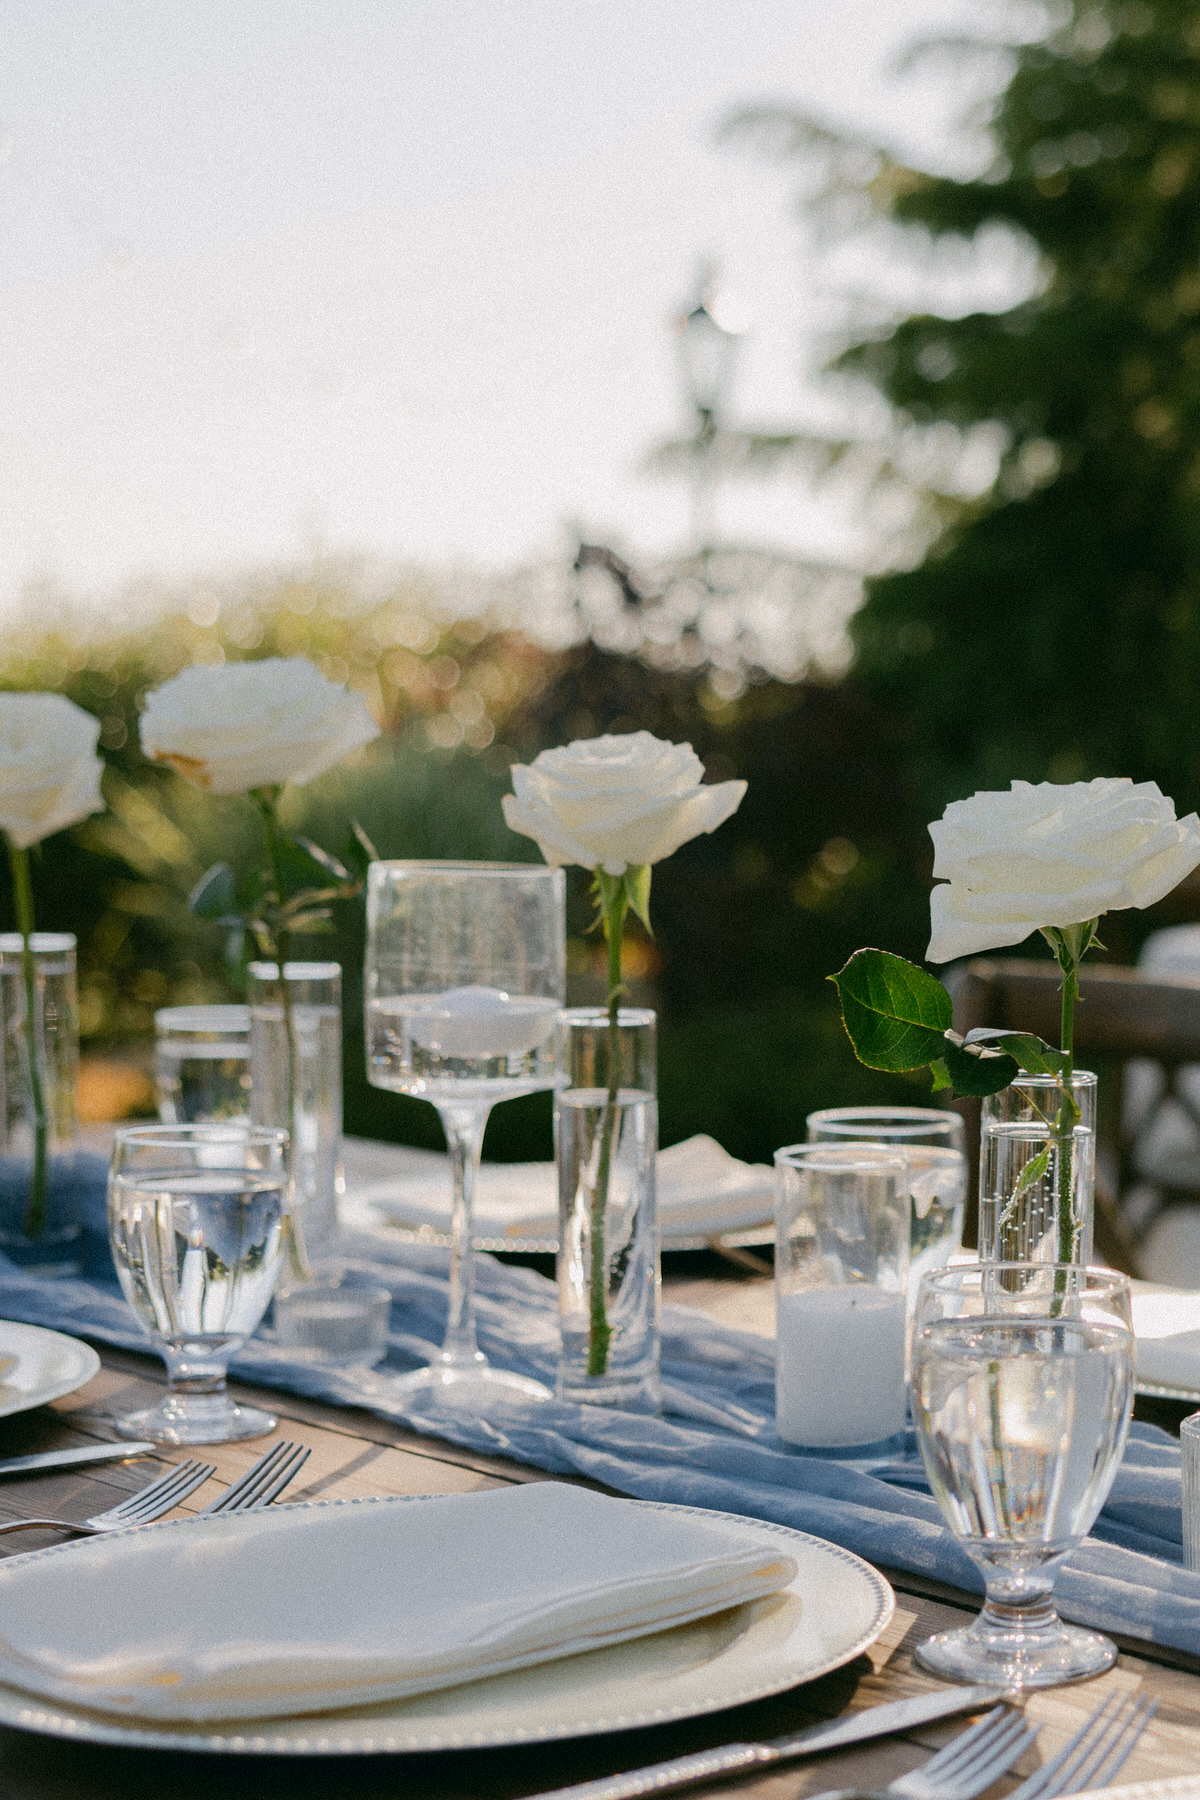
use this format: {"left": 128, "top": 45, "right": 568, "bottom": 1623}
{"left": 910, "top": 1260, "right": 1134, "bottom": 1688}
{"left": 107, "top": 1122, "right": 289, "bottom": 1443}
{"left": 365, "top": 861, "right": 565, "bottom": 1404}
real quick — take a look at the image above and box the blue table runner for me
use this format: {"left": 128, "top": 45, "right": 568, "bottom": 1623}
{"left": 6, "top": 1154, "right": 1199, "bottom": 1662}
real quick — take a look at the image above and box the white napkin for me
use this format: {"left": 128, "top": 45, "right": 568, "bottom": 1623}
{"left": 1131, "top": 1283, "right": 1200, "bottom": 1391}
{"left": 345, "top": 1133, "right": 774, "bottom": 1242}
{"left": 0, "top": 1482, "right": 798, "bottom": 1724}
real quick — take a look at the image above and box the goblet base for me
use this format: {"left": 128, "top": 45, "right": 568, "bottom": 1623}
{"left": 379, "top": 1361, "right": 551, "bottom": 1408}
{"left": 916, "top": 1609, "right": 1117, "bottom": 1690}
{"left": 114, "top": 1394, "right": 278, "bottom": 1446}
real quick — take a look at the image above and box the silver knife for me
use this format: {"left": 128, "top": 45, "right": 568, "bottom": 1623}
{"left": 0, "top": 1442, "right": 156, "bottom": 1478}
{"left": 530, "top": 1684, "right": 1009, "bottom": 1800}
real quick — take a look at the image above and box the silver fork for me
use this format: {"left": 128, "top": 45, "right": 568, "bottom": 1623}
{"left": 810, "top": 1705, "right": 1039, "bottom": 1800}
{"left": 197, "top": 1440, "right": 309, "bottom": 1515}
{"left": 1002, "top": 1692, "right": 1157, "bottom": 1800}
{"left": 0, "top": 1457, "right": 215, "bottom": 1538}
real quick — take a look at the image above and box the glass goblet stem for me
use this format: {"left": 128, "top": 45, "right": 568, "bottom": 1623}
{"left": 437, "top": 1103, "right": 489, "bottom": 1373}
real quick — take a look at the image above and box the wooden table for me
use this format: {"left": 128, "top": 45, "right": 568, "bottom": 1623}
{"left": 0, "top": 1264, "right": 1198, "bottom": 1800}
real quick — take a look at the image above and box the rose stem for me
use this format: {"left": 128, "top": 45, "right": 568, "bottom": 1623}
{"left": 587, "top": 878, "right": 626, "bottom": 1376}
{"left": 8, "top": 843, "right": 47, "bottom": 1241}
{"left": 255, "top": 787, "right": 312, "bottom": 1283}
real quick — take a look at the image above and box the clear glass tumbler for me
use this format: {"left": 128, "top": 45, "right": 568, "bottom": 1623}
{"left": 248, "top": 961, "right": 343, "bottom": 1284}
{"left": 979, "top": 1072, "right": 1097, "bottom": 1267}
{"left": 556, "top": 1006, "right": 660, "bottom": 1412}
{"left": 806, "top": 1105, "right": 966, "bottom": 1301}
{"left": 0, "top": 931, "right": 82, "bottom": 1275}
{"left": 365, "top": 861, "right": 565, "bottom": 1405}
{"left": 911, "top": 1260, "right": 1133, "bottom": 1688}
{"left": 773, "top": 1142, "right": 909, "bottom": 1451}
{"left": 154, "top": 1004, "right": 251, "bottom": 1125}
{"left": 107, "top": 1123, "right": 289, "bottom": 1443}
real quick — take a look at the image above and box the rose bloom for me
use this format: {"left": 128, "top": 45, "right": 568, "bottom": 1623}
{"left": 927, "top": 777, "right": 1200, "bottom": 963}
{"left": 141, "top": 658, "right": 379, "bottom": 795}
{"left": 503, "top": 731, "right": 746, "bottom": 874}
{"left": 0, "top": 693, "right": 105, "bottom": 849}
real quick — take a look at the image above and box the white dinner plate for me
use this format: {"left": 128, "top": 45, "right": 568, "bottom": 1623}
{"left": 0, "top": 1499, "right": 894, "bottom": 1755}
{"left": 0, "top": 1321, "right": 100, "bottom": 1421}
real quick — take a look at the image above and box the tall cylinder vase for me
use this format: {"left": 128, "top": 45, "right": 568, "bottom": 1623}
{"left": 979, "top": 1070, "right": 1097, "bottom": 1266}
{"left": 0, "top": 932, "right": 82, "bottom": 1275}
{"left": 556, "top": 1006, "right": 660, "bottom": 1412}
{"left": 248, "top": 960, "right": 344, "bottom": 1285}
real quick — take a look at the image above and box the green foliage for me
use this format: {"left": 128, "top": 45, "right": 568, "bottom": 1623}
{"left": 830, "top": 947, "right": 1069, "bottom": 1096}
{"left": 742, "top": 0, "right": 1200, "bottom": 816}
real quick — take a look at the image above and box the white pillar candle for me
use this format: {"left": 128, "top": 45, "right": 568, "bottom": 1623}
{"left": 776, "top": 1286, "right": 907, "bottom": 1449}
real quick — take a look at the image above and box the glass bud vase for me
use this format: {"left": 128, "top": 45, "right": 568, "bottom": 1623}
{"left": 556, "top": 1006, "right": 660, "bottom": 1412}
{"left": 248, "top": 960, "right": 344, "bottom": 1286}
{"left": 0, "top": 932, "right": 82, "bottom": 1275}
{"left": 979, "top": 1070, "right": 1097, "bottom": 1266}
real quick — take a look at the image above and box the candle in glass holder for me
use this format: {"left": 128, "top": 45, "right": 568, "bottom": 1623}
{"left": 774, "top": 1143, "right": 909, "bottom": 1451}
{"left": 776, "top": 1286, "right": 907, "bottom": 1446}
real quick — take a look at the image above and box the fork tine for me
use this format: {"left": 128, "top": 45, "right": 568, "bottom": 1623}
{"left": 200, "top": 1440, "right": 308, "bottom": 1515}
{"left": 913, "top": 1706, "right": 1022, "bottom": 1773}
{"left": 251, "top": 1443, "right": 309, "bottom": 1508}
{"left": 105, "top": 1458, "right": 215, "bottom": 1524}
{"left": 1005, "top": 1692, "right": 1156, "bottom": 1800}
{"left": 904, "top": 1707, "right": 1038, "bottom": 1799}
{"left": 1047, "top": 1696, "right": 1157, "bottom": 1797}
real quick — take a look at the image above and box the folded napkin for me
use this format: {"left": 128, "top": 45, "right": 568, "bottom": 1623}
{"left": 0, "top": 1481, "right": 798, "bottom": 1723}
{"left": 1132, "top": 1283, "right": 1200, "bottom": 1392}
{"left": 346, "top": 1133, "right": 774, "bottom": 1243}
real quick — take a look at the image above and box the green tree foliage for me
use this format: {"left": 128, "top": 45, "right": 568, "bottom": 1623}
{"left": 742, "top": 0, "right": 1200, "bottom": 816}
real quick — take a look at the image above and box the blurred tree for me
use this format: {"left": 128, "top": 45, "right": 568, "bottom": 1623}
{"left": 736, "top": 0, "right": 1200, "bottom": 820}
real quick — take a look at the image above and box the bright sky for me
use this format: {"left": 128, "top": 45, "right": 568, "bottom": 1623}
{"left": 2, "top": 0, "right": 987, "bottom": 611}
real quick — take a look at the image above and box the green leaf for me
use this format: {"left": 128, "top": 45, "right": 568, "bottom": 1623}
{"left": 829, "top": 948, "right": 953, "bottom": 1071}
{"left": 963, "top": 1028, "right": 1069, "bottom": 1076}
{"left": 276, "top": 834, "right": 350, "bottom": 895}
{"left": 189, "top": 863, "right": 239, "bottom": 922}
{"left": 998, "top": 1149, "right": 1052, "bottom": 1230}
{"left": 341, "top": 820, "right": 379, "bottom": 880}
{"left": 623, "top": 864, "right": 653, "bottom": 935}
{"left": 938, "top": 1036, "right": 1020, "bottom": 1096}
{"left": 222, "top": 925, "right": 248, "bottom": 987}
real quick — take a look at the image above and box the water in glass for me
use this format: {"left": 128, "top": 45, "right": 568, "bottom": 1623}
{"left": 365, "top": 862, "right": 565, "bottom": 1406}
{"left": 911, "top": 1261, "right": 1133, "bottom": 1688}
{"left": 107, "top": 1124, "right": 289, "bottom": 1444}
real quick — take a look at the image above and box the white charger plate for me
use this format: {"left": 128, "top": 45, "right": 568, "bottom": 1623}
{"left": 0, "top": 1498, "right": 894, "bottom": 1755}
{"left": 0, "top": 1321, "right": 100, "bottom": 1420}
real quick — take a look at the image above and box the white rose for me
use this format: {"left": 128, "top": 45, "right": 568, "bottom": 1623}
{"left": 502, "top": 731, "right": 746, "bottom": 874}
{"left": 927, "top": 777, "right": 1200, "bottom": 963}
{"left": 0, "top": 693, "right": 105, "bottom": 849}
{"left": 140, "top": 658, "right": 379, "bottom": 795}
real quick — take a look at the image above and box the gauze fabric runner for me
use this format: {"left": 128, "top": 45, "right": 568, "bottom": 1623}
{"left": 5, "top": 1155, "right": 1200, "bottom": 1661}
{"left": 0, "top": 1483, "right": 797, "bottom": 1723}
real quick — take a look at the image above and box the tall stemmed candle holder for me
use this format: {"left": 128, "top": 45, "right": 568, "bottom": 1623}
{"left": 365, "top": 862, "right": 565, "bottom": 1404}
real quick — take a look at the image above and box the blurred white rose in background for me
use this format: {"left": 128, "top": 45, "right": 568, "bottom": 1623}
{"left": 141, "top": 657, "right": 379, "bottom": 795}
{"left": 0, "top": 693, "right": 105, "bottom": 848}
